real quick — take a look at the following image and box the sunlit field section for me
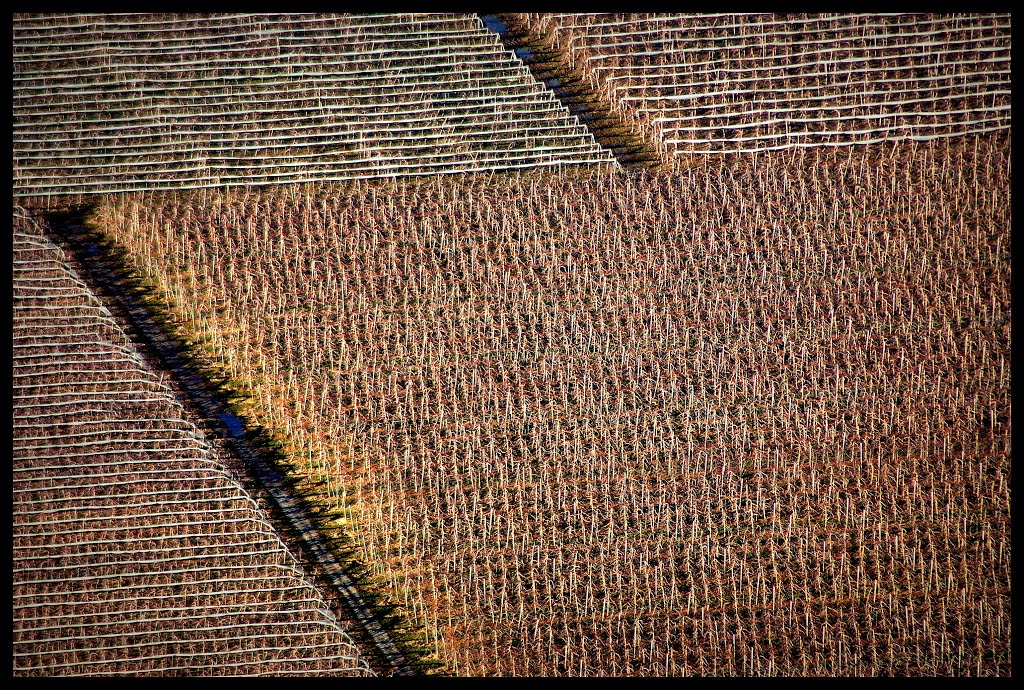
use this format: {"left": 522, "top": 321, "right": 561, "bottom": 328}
{"left": 515, "top": 14, "right": 1011, "bottom": 166}
{"left": 94, "top": 132, "right": 1010, "bottom": 675}
{"left": 12, "top": 210, "right": 374, "bottom": 676}
{"left": 12, "top": 13, "right": 614, "bottom": 197}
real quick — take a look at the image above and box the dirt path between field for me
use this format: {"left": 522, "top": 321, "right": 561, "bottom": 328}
{"left": 42, "top": 208, "right": 418, "bottom": 677}
{"left": 481, "top": 13, "right": 663, "bottom": 169}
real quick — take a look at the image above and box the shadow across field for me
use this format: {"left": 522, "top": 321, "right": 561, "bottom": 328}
{"left": 481, "top": 13, "right": 663, "bottom": 169}
{"left": 38, "top": 205, "right": 435, "bottom": 677}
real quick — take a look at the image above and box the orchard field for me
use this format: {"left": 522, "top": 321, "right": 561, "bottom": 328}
{"left": 92, "top": 132, "right": 1011, "bottom": 675}
{"left": 13, "top": 12, "right": 1011, "bottom": 677}
{"left": 514, "top": 13, "right": 1011, "bottom": 163}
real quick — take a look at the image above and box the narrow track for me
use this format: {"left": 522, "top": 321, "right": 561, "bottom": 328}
{"left": 481, "top": 13, "right": 663, "bottom": 170}
{"left": 42, "top": 208, "right": 418, "bottom": 678}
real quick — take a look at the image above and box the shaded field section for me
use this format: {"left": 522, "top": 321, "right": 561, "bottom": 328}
{"left": 39, "top": 209, "right": 418, "bottom": 676}
{"left": 514, "top": 13, "right": 1011, "bottom": 165}
{"left": 13, "top": 13, "right": 614, "bottom": 197}
{"left": 482, "top": 14, "right": 662, "bottom": 169}
{"left": 92, "top": 132, "right": 1010, "bottom": 675}
{"left": 12, "top": 210, "right": 374, "bottom": 676}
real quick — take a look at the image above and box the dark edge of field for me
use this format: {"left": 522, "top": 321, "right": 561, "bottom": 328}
{"left": 480, "top": 13, "right": 664, "bottom": 170}
{"left": 28, "top": 202, "right": 441, "bottom": 677}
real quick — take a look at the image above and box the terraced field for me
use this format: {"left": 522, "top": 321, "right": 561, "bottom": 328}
{"left": 13, "top": 211, "right": 374, "bottom": 676}
{"left": 11, "top": 12, "right": 1012, "bottom": 678}
{"left": 515, "top": 13, "right": 1011, "bottom": 164}
{"left": 13, "top": 13, "right": 614, "bottom": 196}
